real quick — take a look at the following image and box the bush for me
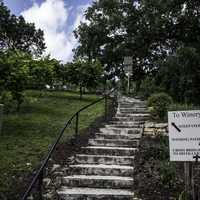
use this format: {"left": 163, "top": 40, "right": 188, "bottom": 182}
{"left": 0, "top": 91, "right": 17, "bottom": 113}
{"left": 168, "top": 103, "right": 200, "bottom": 111}
{"left": 139, "top": 77, "right": 163, "bottom": 98}
{"left": 147, "top": 92, "right": 173, "bottom": 121}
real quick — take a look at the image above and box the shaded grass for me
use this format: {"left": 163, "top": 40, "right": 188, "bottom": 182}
{"left": 0, "top": 90, "right": 104, "bottom": 199}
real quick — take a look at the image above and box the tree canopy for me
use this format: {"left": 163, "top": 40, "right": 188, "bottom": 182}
{"left": 74, "top": 0, "right": 200, "bottom": 91}
{"left": 0, "top": 1, "right": 45, "bottom": 56}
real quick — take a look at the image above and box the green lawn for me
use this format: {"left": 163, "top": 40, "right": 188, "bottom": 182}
{"left": 0, "top": 90, "right": 104, "bottom": 199}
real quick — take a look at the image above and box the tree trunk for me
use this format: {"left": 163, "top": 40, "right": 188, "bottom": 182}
{"left": 135, "top": 80, "right": 141, "bottom": 95}
{"left": 16, "top": 101, "right": 21, "bottom": 112}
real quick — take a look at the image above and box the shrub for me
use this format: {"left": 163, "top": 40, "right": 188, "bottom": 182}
{"left": 147, "top": 92, "right": 173, "bottom": 121}
{"left": 0, "top": 91, "right": 17, "bottom": 113}
{"left": 168, "top": 103, "right": 200, "bottom": 111}
{"left": 139, "top": 77, "right": 164, "bottom": 98}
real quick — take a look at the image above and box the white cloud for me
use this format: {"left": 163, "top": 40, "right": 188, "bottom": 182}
{"left": 21, "top": 0, "right": 89, "bottom": 63}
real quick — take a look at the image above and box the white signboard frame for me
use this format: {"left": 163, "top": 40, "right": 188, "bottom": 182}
{"left": 168, "top": 110, "right": 200, "bottom": 161}
{"left": 123, "top": 57, "right": 133, "bottom": 74}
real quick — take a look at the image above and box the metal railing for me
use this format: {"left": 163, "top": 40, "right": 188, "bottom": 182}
{"left": 22, "top": 88, "right": 117, "bottom": 200}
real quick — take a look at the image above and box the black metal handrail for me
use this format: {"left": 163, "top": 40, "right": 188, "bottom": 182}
{"left": 22, "top": 88, "right": 117, "bottom": 200}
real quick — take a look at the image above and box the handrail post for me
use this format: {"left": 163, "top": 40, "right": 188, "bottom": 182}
{"left": 75, "top": 112, "right": 79, "bottom": 140}
{"left": 105, "top": 94, "right": 108, "bottom": 121}
{"left": 38, "top": 170, "right": 43, "bottom": 200}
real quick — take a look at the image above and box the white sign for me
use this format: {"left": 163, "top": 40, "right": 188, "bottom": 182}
{"left": 168, "top": 110, "right": 200, "bottom": 161}
{"left": 124, "top": 57, "right": 133, "bottom": 65}
{"left": 124, "top": 57, "right": 133, "bottom": 74}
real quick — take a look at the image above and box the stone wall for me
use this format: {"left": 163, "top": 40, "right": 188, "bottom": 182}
{"left": 143, "top": 121, "right": 168, "bottom": 136}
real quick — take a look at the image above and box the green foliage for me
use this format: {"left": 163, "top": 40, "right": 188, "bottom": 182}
{"left": 0, "top": 50, "right": 31, "bottom": 111}
{"left": 74, "top": 0, "right": 200, "bottom": 84}
{"left": 29, "top": 56, "right": 60, "bottom": 89}
{"left": 155, "top": 47, "right": 200, "bottom": 104}
{"left": 0, "top": 1, "right": 45, "bottom": 55}
{"left": 178, "top": 191, "right": 186, "bottom": 200}
{"left": 0, "top": 91, "right": 16, "bottom": 112}
{"left": 133, "top": 135, "right": 184, "bottom": 199}
{"left": 139, "top": 77, "right": 164, "bottom": 98}
{"left": 142, "top": 135, "right": 169, "bottom": 161}
{"left": 159, "top": 161, "right": 176, "bottom": 187}
{"left": 169, "top": 103, "right": 200, "bottom": 112}
{"left": 147, "top": 92, "right": 173, "bottom": 121}
{"left": 0, "top": 90, "right": 104, "bottom": 199}
{"left": 65, "top": 59, "right": 103, "bottom": 98}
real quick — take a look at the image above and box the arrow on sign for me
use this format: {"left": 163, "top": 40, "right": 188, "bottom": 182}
{"left": 171, "top": 122, "right": 181, "bottom": 132}
{"left": 193, "top": 153, "right": 200, "bottom": 162}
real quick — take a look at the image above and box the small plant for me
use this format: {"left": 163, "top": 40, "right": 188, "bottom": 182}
{"left": 159, "top": 161, "right": 176, "bottom": 187}
{"left": 147, "top": 92, "right": 173, "bottom": 121}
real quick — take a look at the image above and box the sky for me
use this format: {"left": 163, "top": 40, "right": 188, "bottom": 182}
{"left": 3, "top": 0, "right": 93, "bottom": 63}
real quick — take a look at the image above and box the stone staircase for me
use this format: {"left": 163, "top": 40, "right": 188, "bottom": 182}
{"left": 57, "top": 96, "right": 148, "bottom": 200}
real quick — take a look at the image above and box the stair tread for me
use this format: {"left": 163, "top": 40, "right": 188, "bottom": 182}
{"left": 90, "top": 139, "right": 138, "bottom": 142}
{"left": 76, "top": 154, "right": 135, "bottom": 159}
{"left": 96, "top": 132, "right": 141, "bottom": 137}
{"left": 63, "top": 175, "right": 133, "bottom": 181}
{"left": 82, "top": 146, "right": 137, "bottom": 150}
{"left": 58, "top": 187, "right": 134, "bottom": 196}
{"left": 70, "top": 164, "right": 134, "bottom": 170}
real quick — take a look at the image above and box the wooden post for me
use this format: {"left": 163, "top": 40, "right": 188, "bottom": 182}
{"left": 127, "top": 73, "right": 130, "bottom": 94}
{"left": 105, "top": 94, "right": 108, "bottom": 121}
{"left": 75, "top": 112, "right": 79, "bottom": 140}
{"left": 38, "top": 170, "right": 43, "bottom": 200}
{"left": 184, "top": 162, "right": 195, "bottom": 200}
{"left": 191, "top": 163, "right": 195, "bottom": 200}
{"left": 185, "top": 162, "right": 191, "bottom": 199}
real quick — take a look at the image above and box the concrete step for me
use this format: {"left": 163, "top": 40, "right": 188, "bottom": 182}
{"left": 119, "top": 108, "right": 149, "bottom": 114}
{"left": 105, "top": 124, "right": 143, "bottom": 129}
{"left": 95, "top": 132, "right": 141, "bottom": 140}
{"left": 75, "top": 154, "right": 134, "bottom": 165}
{"left": 99, "top": 127, "right": 142, "bottom": 135}
{"left": 69, "top": 164, "right": 134, "bottom": 176}
{"left": 113, "top": 116, "right": 147, "bottom": 122}
{"left": 88, "top": 139, "right": 139, "bottom": 147}
{"left": 109, "top": 121, "right": 144, "bottom": 125}
{"left": 62, "top": 175, "right": 133, "bottom": 189}
{"left": 81, "top": 146, "right": 137, "bottom": 156}
{"left": 119, "top": 104, "right": 146, "bottom": 109}
{"left": 116, "top": 113, "right": 150, "bottom": 118}
{"left": 58, "top": 187, "right": 135, "bottom": 200}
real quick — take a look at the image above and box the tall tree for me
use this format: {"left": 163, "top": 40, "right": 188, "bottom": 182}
{"left": 0, "top": 50, "right": 31, "bottom": 111}
{"left": 74, "top": 0, "right": 200, "bottom": 92}
{"left": 65, "top": 59, "right": 103, "bottom": 99}
{"left": 0, "top": 1, "right": 45, "bottom": 56}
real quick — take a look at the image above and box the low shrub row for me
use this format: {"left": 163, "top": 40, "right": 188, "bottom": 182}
{"left": 147, "top": 92, "right": 200, "bottom": 121}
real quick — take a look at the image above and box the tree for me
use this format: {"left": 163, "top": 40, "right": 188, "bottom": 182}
{"left": 74, "top": 0, "right": 125, "bottom": 79}
{"left": 0, "top": 50, "right": 31, "bottom": 111}
{"left": 74, "top": 0, "right": 200, "bottom": 93}
{"left": 65, "top": 59, "right": 103, "bottom": 99}
{"left": 0, "top": 1, "right": 45, "bottom": 56}
{"left": 29, "top": 56, "right": 60, "bottom": 90}
{"left": 155, "top": 47, "right": 200, "bottom": 104}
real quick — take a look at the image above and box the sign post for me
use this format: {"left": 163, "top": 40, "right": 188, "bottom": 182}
{"left": 123, "top": 57, "right": 133, "bottom": 94}
{"left": 168, "top": 110, "right": 200, "bottom": 199}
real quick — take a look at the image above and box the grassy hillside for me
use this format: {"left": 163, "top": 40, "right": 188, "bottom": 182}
{"left": 0, "top": 90, "right": 104, "bottom": 199}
